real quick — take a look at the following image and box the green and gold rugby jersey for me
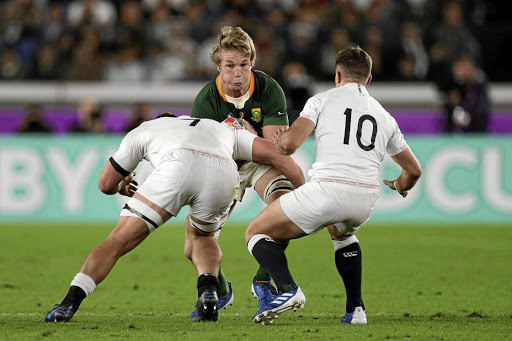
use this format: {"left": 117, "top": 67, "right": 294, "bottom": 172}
{"left": 191, "top": 70, "right": 288, "bottom": 138}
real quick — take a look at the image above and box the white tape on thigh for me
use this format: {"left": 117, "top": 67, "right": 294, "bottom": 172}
{"left": 189, "top": 215, "right": 226, "bottom": 233}
{"left": 247, "top": 234, "right": 274, "bottom": 255}
{"left": 213, "top": 229, "right": 222, "bottom": 240}
{"left": 121, "top": 198, "right": 164, "bottom": 233}
{"left": 333, "top": 234, "right": 359, "bottom": 251}
{"left": 263, "top": 176, "right": 294, "bottom": 203}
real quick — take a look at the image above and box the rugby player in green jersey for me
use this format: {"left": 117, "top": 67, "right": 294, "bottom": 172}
{"left": 189, "top": 26, "right": 292, "bottom": 318}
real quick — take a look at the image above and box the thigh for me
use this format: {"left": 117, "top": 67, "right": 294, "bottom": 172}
{"left": 279, "top": 182, "right": 339, "bottom": 235}
{"left": 332, "top": 185, "right": 380, "bottom": 235}
{"left": 254, "top": 165, "right": 292, "bottom": 203}
{"left": 109, "top": 215, "right": 150, "bottom": 251}
{"left": 246, "top": 197, "right": 306, "bottom": 243}
{"left": 237, "top": 161, "right": 271, "bottom": 201}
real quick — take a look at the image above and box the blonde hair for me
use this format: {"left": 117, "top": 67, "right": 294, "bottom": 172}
{"left": 210, "top": 26, "right": 256, "bottom": 66}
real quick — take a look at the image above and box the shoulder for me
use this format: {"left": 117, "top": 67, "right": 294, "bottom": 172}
{"left": 121, "top": 122, "right": 147, "bottom": 149}
{"left": 192, "top": 79, "right": 220, "bottom": 117}
{"left": 194, "top": 78, "right": 218, "bottom": 101}
{"left": 310, "top": 88, "right": 331, "bottom": 106}
{"left": 254, "top": 70, "right": 283, "bottom": 90}
{"left": 253, "top": 71, "right": 286, "bottom": 106}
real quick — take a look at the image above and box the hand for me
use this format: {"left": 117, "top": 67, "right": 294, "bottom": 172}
{"left": 239, "top": 118, "right": 258, "bottom": 135}
{"left": 223, "top": 117, "right": 245, "bottom": 130}
{"left": 272, "top": 126, "right": 288, "bottom": 144}
{"left": 383, "top": 179, "right": 408, "bottom": 198}
{"left": 119, "top": 172, "right": 138, "bottom": 197}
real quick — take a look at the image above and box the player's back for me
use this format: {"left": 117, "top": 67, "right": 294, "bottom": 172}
{"left": 306, "top": 83, "right": 406, "bottom": 186}
{"left": 129, "top": 116, "right": 237, "bottom": 167}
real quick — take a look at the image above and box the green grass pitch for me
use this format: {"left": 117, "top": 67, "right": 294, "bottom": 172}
{"left": 1, "top": 222, "right": 511, "bottom": 340}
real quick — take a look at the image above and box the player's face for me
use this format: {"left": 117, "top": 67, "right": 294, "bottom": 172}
{"left": 217, "top": 49, "right": 253, "bottom": 98}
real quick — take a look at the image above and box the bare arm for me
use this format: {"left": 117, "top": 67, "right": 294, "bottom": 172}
{"left": 383, "top": 146, "right": 422, "bottom": 197}
{"left": 98, "top": 160, "right": 138, "bottom": 196}
{"left": 273, "top": 117, "right": 315, "bottom": 155}
{"left": 251, "top": 137, "right": 306, "bottom": 188}
{"left": 262, "top": 124, "right": 288, "bottom": 141}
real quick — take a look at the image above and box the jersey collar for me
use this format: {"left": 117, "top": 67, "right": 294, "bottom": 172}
{"left": 216, "top": 72, "right": 255, "bottom": 102}
{"left": 343, "top": 83, "right": 369, "bottom": 95}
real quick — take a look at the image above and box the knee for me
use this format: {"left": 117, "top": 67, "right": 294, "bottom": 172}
{"left": 244, "top": 222, "right": 258, "bottom": 244}
{"left": 184, "top": 243, "right": 192, "bottom": 260}
{"left": 266, "top": 190, "right": 287, "bottom": 204}
{"left": 327, "top": 224, "right": 351, "bottom": 241}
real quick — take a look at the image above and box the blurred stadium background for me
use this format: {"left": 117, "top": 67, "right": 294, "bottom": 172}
{"left": 1, "top": 0, "right": 511, "bottom": 225}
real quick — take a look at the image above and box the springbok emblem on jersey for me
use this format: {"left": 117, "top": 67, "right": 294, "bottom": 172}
{"left": 251, "top": 108, "right": 262, "bottom": 122}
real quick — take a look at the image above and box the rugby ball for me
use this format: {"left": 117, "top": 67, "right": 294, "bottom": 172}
{"left": 222, "top": 117, "right": 246, "bottom": 130}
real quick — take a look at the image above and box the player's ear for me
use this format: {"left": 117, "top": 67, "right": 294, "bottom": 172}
{"left": 366, "top": 74, "right": 372, "bottom": 86}
{"left": 335, "top": 70, "right": 341, "bottom": 86}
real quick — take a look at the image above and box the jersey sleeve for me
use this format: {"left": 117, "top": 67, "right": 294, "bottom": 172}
{"left": 111, "top": 125, "right": 145, "bottom": 174}
{"left": 298, "top": 93, "right": 323, "bottom": 126}
{"left": 233, "top": 129, "right": 257, "bottom": 161}
{"left": 386, "top": 117, "right": 408, "bottom": 156}
{"left": 191, "top": 97, "right": 216, "bottom": 119}
{"left": 262, "top": 78, "right": 289, "bottom": 127}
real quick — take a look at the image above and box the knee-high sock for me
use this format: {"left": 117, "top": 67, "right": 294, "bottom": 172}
{"left": 217, "top": 267, "right": 230, "bottom": 297}
{"left": 248, "top": 234, "right": 296, "bottom": 293}
{"left": 254, "top": 241, "right": 289, "bottom": 282}
{"left": 334, "top": 236, "right": 365, "bottom": 313}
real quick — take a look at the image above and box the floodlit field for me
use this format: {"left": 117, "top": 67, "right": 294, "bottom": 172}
{"left": 1, "top": 223, "right": 511, "bottom": 340}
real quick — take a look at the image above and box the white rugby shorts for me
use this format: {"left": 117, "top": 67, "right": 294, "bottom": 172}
{"left": 236, "top": 161, "right": 271, "bottom": 201}
{"left": 136, "top": 149, "right": 239, "bottom": 224}
{"left": 279, "top": 180, "right": 380, "bottom": 235}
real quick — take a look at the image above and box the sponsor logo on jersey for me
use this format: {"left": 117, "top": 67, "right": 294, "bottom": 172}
{"left": 343, "top": 251, "right": 358, "bottom": 257}
{"left": 251, "top": 108, "right": 262, "bottom": 122}
{"left": 278, "top": 111, "right": 286, "bottom": 115}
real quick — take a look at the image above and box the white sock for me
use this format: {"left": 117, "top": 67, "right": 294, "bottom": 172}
{"left": 333, "top": 234, "right": 359, "bottom": 252}
{"left": 70, "top": 273, "right": 97, "bottom": 296}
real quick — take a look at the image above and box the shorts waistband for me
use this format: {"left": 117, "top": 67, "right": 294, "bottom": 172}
{"left": 311, "top": 178, "right": 379, "bottom": 189}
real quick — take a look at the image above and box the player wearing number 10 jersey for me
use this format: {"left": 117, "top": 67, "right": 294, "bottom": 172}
{"left": 245, "top": 47, "right": 422, "bottom": 325}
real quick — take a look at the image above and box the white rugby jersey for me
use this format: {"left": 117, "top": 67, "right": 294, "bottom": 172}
{"left": 111, "top": 116, "right": 256, "bottom": 175}
{"left": 300, "top": 83, "right": 407, "bottom": 186}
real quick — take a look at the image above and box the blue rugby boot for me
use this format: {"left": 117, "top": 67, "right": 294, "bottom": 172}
{"left": 253, "top": 286, "right": 305, "bottom": 325}
{"left": 45, "top": 304, "right": 75, "bottom": 323}
{"left": 341, "top": 306, "right": 367, "bottom": 324}
{"left": 251, "top": 277, "right": 278, "bottom": 315}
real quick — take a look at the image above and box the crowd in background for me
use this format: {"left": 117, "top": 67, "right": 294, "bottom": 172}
{"left": 1, "top": 0, "right": 502, "bottom": 133}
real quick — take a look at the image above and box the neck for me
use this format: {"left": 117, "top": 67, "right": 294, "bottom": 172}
{"left": 224, "top": 87, "right": 248, "bottom": 98}
{"left": 337, "top": 80, "right": 365, "bottom": 87}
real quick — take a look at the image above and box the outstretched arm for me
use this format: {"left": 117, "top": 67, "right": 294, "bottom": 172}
{"left": 383, "top": 147, "right": 422, "bottom": 197}
{"left": 273, "top": 117, "right": 315, "bottom": 155}
{"left": 251, "top": 137, "right": 306, "bottom": 188}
